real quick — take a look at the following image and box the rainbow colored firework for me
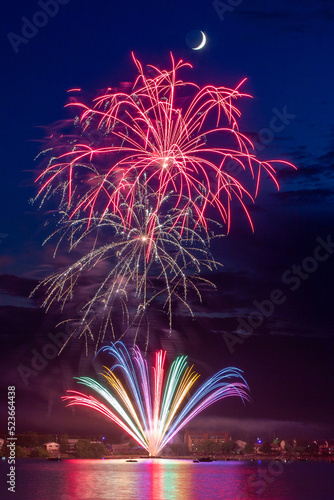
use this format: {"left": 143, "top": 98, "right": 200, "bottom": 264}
{"left": 62, "top": 342, "right": 250, "bottom": 456}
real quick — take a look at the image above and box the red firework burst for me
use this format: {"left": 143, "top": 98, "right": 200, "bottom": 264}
{"left": 36, "top": 53, "right": 295, "bottom": 259}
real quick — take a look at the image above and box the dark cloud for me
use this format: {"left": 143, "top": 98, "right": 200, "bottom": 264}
{"left": 0, "top": 274, "right": 38, "bottom": 298}
{"left": 271, "top": 144, "right": 334, "bottom": 206}
{"left": 275, "top": 188, "right": 334, "bottom": 205}
{"left": 236, "top": 2, "right": 334, "bottom": 34}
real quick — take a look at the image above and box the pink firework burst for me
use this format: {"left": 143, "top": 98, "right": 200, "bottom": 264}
{"left": 36, "top": 54, "right": 295, "bottom": 260}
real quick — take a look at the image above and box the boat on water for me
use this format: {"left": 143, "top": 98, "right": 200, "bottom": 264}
{"left": 126, "top": 459, "right": 138, "bottom": 462}
{"left": 198, "top": 457, "right": 212, "bottom": 462}
{"left": 193, "top": 459, "right": 200, "bottom": 463}
{"left": 48, "top": 456, "right": 61, "bottom": 462}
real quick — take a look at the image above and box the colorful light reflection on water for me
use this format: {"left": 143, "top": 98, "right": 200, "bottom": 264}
{"left": 4, "top": 458, "right": 334, "bottom": 500}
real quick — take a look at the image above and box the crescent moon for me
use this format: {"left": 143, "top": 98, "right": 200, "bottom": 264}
{"left": 193, "top": 31, "right": 206, "bottom": 50}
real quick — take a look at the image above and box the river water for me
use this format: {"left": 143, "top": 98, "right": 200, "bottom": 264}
{"left": 1, "top": 458, "right": 333, "bottom": 500}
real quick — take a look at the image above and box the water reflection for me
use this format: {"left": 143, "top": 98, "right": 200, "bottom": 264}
{"left": 146, "top": 460, "right": 193, "bottom": 500}
{"left": 148, "top": 461, "right": 164, "bottom": 500}
{"left": 7, "top": 458, "right": 334, "bottom": 500}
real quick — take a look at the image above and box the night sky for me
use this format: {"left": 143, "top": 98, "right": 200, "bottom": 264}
{"left": 1, "top": 0, "right": 333, "bottom": 441}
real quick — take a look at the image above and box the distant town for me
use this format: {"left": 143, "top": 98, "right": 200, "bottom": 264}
{"left": 1, "top": 430, "right": 333, "bottom": 460}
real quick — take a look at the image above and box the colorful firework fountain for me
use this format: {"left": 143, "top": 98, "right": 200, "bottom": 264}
{"left": 63, "top": 342, "right": 250, "bottom": 456}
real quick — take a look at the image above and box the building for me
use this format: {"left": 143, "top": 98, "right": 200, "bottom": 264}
{"left": 67, "top": 439, "right": 79, "bottom": 453}
{"left": 254, "top": 443, "right": 262, "bottom": 454}
{"left": 43, "top": 442, "right": 60, "bottom": 453}
{"left": 235, "top": 440, "right": 247, "bottom": 452}
{"left": 270, "top": 442, "right": 281, "bottom": 453}
{"left": 317, "top": 440, "right": 329, "bottom": 455}
{"left": 111, "top": 442, "right": 133, "bottom": 454}
{"left": 184, "top": 430, "right": 230, "bottom": 452}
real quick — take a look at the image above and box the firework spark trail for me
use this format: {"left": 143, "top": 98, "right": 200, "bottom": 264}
{"left": 35, "top": 53, "right": 295, "bottom": 256}
{"left": 62, "top": 342, "right": 250, "bottom": 456}
{"left": 33, "top": 55, "right": 296, "bottom": 350}
{"left": 31, "top": 184, "right": 223, "bottom": 351}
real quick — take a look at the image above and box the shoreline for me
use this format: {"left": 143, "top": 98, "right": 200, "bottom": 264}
{"left": 11, "top": 454, "right": 333, "bottom": 462}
